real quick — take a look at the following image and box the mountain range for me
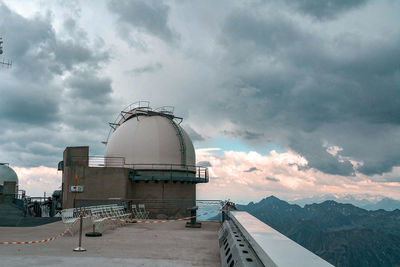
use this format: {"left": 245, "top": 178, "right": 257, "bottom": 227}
{"left": 236, "top": 196, "right": 400, "bottom": 267}
{"left": 287, "top": 194, "right": 400, "bottom": 211}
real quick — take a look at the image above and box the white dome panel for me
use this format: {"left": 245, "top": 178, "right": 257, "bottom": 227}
{"left": 105, "top": 115, "right": 195, "bottom": 169}
{"left": 0, "top": 164, "right": 18, "bottom": 186}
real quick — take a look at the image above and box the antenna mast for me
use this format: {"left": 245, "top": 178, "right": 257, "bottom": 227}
{"left": 0, "top": 37, "right": 12, "bottom": 68}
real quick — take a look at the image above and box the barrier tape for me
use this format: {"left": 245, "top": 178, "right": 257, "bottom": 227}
{"left": 0, "top": 201, "right": 233, "bottom": 245}
{"left": 124, "top": 201, "right": 230, "bottom": 223}
{"left": 0, "top": 217, "right": 80, "bottom": 245}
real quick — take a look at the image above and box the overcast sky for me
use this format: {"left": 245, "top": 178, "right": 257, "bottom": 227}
{"left": 0, "top": 0, "right": 399, "bottom": 202}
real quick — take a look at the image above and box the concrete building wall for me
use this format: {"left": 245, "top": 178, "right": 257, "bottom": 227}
{"left": 127, "top": 182, "right": 195, "bottom": 200}
{"left": 62, "top": 165, "right": 130, "bottom": 209}
{"left": 62, "top": 146, "right": 129, "bottom": 208}
{"left": 62, "top": 147, "right": 196, "bottom": 218}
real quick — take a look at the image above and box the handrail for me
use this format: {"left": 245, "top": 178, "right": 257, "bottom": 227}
{"left": 154, "top": 106, "right": 174, "bottom": 114}
{"left": 69, "top": 156, "right": 209, "bottom": 181}
{"left": 69, "top": 156, "right": 209, "bottom": 183}
{"left": 71, "top": 156, "right": 205, "bottom": 168}
{"left": 104, "top": 101, "right": 182, "bottom": 144}
{"left": 105, "top": 101, "right": 152, "bottom": 143}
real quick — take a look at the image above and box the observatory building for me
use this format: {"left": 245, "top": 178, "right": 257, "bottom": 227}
{"left": 60, "top": 102, "right": 208, "bottom": 217}
{"left": 0, "top": 163, "right": 18, "bottom": 203}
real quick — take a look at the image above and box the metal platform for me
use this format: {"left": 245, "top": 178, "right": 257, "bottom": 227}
{"left": 128, "top": 167, "right": 209, "bottom": 183}
{"left": 0, "top": 220, "right": 221, "bottom": 266}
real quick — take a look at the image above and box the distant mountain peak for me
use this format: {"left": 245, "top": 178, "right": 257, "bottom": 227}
{"left": 288, "top": 194, "right": 400, "bottom": 211}
{"left": 260, "top": 195, "right": 289, "bottom": 205}
{"left": 237, "top": 195, "right": 400, "bottom": 266}
{"left": 265, "top": 195, "right": 280, "bottom": 201}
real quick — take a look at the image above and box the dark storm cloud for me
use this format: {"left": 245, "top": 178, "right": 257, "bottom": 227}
{"left": 288, "top": 133, "right": 355, "bottom": 176}
{"left": 0, "top": 6, "right": 57, "bottom": 82}
{"left": 65, "top": 71, "right": 112, "bottom": 104}
{"left": 63, "top": 17, "right": 86, "bottom": 40}
{"left": 265, "top": 177, "right": 279, "bottom": 182}
{"left": 0, "top": 4, "right": 108, "bottom": 81}
{"left": 0, "top": 1, "right": 61, "bottom": 125}
{"left": 0, "top": 83, "right": 59, "bottom": 125}
{"left": 0, "top": 126, "right": 66, "bottom": 167}
{"left": 221, "top": 11, "right": 304, "bottom": 55}
{"left": 211, "top": 4, "right": 400, "bottom": 176}
{"left": 244, "top": 167, "right": 260, "bottom": 173}
{"left": 0, "top": 2, "right": 113, "bottom": 167}
{"left": 285, "top": 0, "right": 369, "bottom": 20}
{"left": 127, "top": 62, "right": 163, "bottom": 75}
{"left": 185, "top": 125, "right": 205, "bottom": 142}
{"left": 1, "top": 0, "right": 399, "bottom": 182}
{"left": 197, "top": 161, "right": 212, "bottom": 167}
{"left": 222, "top": 130, "right": 264, "bottom": 140}
{"left": 54, "top": 40, "right": 108, "bottom": 72}
{"left": 107, "top": 0, "right": 177, "bottom": 43}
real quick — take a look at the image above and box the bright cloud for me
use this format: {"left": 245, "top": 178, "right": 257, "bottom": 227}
{"left": 13, "top": 166, "right": 61, "bottom": 197}
{"left": 1, "top": 0, "right": 400, "bottom": 203}
{"left": 8, "top": 148, "right": 400, "bottom": 203}
{"left": 196, "top": 148, "right": 400, "bottom": 204}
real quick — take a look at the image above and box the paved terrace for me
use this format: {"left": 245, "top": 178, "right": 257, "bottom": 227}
{"left": 0, "top": 221, "right": 220, "bottom": 266}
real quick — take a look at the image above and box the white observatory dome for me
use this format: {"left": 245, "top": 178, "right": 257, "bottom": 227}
{"left": 0, "top": 163, "right": 18, "bottom": 186}
{"left": 104, "top": 104, "right": 195, "bottom": 170}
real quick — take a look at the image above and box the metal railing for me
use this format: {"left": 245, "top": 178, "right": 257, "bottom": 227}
{"left": 123, "top": 163, "right": 209, "bottom": 183}
{"left": 90, "top": 156, "right": 125, "bottom": 167}
{"left": 67, "top": 156, "right": 125, "bottom": 167}
{"left": 70, "top": 156, "right": 209, "bottom": 182}
{"left": 104, "top": 101, "right": 184, "bottom": 144}
{"left": 14, "top": 189, "right": 26, "bottom": 200}
{"left": 154, "top": 106, "right": 174, "bottom": 115}
{"left": 122, "top": 101, "right": 151, "bottom": 113}
{"left": 125, "top": 163, "right": 201, "bottom": 172}
{"left": 74, "top": 199, "right": 222, "bottom": 221}
{"left": 26, "top": 196, "right": 50, "bottom": 204}
{"left": 106, "top": 101, "right": 152, "bottom": 142}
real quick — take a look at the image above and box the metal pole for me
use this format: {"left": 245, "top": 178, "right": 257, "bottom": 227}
{"left": 73, "top": 213, "right": 86, "bottom": 252}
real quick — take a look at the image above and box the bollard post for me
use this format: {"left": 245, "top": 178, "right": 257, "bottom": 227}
{"left": 73, "top": 213, "right": 86, "bottom": 252}
{"left": 86, "top": 210, "right": 102, "bottom": 237}
{"left": 185, "top": 206, "right": 201, "bottom": 228}
{"left": 86, "top": 223, "right": 102, "bottom": 237}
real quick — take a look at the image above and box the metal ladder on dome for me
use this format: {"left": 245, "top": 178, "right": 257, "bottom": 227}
{"left": 169, "top": 119, "right": 186, "bottom": 166}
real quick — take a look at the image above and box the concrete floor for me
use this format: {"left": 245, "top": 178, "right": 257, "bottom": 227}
{"left": 0, "top": 220, "right": 221, "bottom": 266}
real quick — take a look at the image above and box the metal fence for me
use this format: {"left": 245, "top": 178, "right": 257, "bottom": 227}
{"left": 74, "top": 199, "right": 222, "bottom": 221}
{"left": 70, "top": 156, "right": 209, "bottom": 182}
{"left": 89, "top": 156, "right": 125, "bottom": 167}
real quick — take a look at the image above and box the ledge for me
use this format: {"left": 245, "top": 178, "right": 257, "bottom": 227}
{"left": 229, "top": 211, "right": 333, "bottom": 267}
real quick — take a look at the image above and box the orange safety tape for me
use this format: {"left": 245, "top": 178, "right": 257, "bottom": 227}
{"left": 0, "top": 202, "right": 231, "bottom": 244}
{"left": 0, "top": 217, "right": 80, "bottom": 245}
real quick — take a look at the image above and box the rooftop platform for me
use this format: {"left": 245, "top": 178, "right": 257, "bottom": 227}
{"left": 0, "top": 220, "right": 220, "bottom": 266}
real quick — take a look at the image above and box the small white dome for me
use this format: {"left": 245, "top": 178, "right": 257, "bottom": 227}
{"left": 0, "top": 163, "right": 18, "bottom": 186}
{"left": 105, "top": 113, "right": 195, "bottom": 170}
